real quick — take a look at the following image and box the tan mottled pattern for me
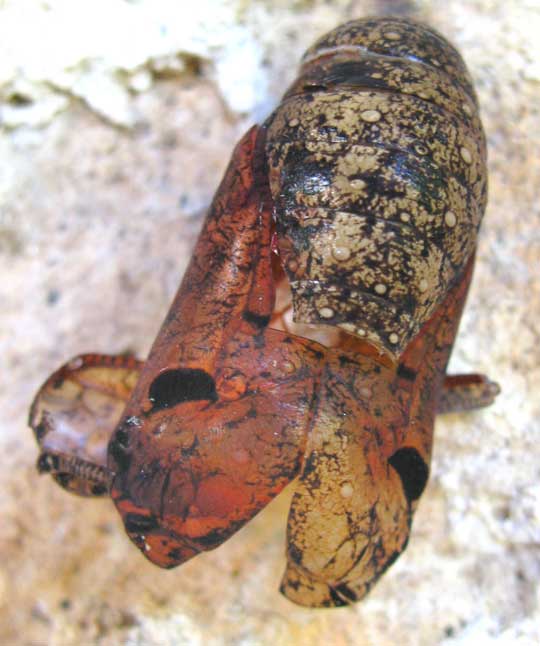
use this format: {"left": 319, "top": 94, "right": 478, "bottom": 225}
{"left": 280, "top": 255, "right": 475, "bottom": 607}
{"left": 265, "top": 18, "right": 487, "bottom": 359}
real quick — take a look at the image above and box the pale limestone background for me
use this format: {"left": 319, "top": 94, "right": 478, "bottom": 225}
{"left": 1, "top": 1, "right": 539, "bottom": 644}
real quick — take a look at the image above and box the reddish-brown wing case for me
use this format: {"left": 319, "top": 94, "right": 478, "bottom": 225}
{"left": 29, "top": 18, "right": 498, "bottom": 609}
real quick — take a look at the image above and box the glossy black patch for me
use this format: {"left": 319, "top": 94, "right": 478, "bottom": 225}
{"left": 109, "top": 428, "right": 132, "bottom": 471}
{"left": 91, "top": 483, "right": 109, "bottom": 496}
{"left": 37, "top": 453, "right": 59, "bottom": 473}
{"left": 124, "top": 513, "right": 159, "bottom": 534}
{"left": 397, "top": 364, "right": 417, "bottom": 382}
{"left": 148, "top": 369, "right": 217, "bottom": 410}
{"left": 55, "top": 473, "right": 71, "bottom": 489}
{"left": 167, "top": 547, "right": 185, "bottom": 561}
{"left": 328, "top": 587, "right": 349, "bottom": 607}
{"left": 334, "top": 582, "right": 358, "bottom": 603}
{"left": 242, "top": 310, "right": 271, "bottom": 329}
{"left": 34, "top": 421, "right": 48, "bottom": 441}
{"left": 322, "top": 61, "right": 383, "bottom": 90}
{"left": 388, "top": 447, "right": 429, "bottom": 504}
{"left": 288, "top": 543, "right": 304, "bottom": 566}
{"left": 114, "top": 427, "right": 130, "bottom": 448}
{"left": 195, "top": 529, "right": 227, "bottom": 549}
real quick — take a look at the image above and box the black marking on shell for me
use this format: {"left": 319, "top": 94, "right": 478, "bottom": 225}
{"left": 388, "top": 446, "right": 429, "bottom": 504}
{"left": 148, "top": 369, "right": 218, "bottom": 410}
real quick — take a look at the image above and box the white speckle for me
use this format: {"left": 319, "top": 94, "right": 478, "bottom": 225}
{"left": 282, "top": 360, "right": 295, "bottom": 374}
{"left": 460, "top": 146, "right": 473, "bottom": 164}
{"left": 155, "top": 422, "right": 168, "bottom": 435}
{"left": 144, "top": 542, "right": 151, "bottom": 552}
{"left": 389, "top": 333, "right": 399, "bottom": 345}
{"left": 361, "top": 109, "right": 381, "bottom": 123}
{"left": 349, "top": 178, "right": 366, "bottom": 190}
{"left": 462, "top": 103, "right": 473, "bottom": 116}
{"left": 332, "top": 245, "right": 351, "bottom": 261}
{"left": 375, "top": 283, "right": 387, "bottom": 295}
{"left": 340, "top": 483, "right": 354, "bottom": 498}
{"left": 385, "top": 31, "right": 401, "bottom": 40}
{"left": 357, "top": 328, "right": 367, "bottom": 337}
{"left": 400, "top": 212, "right": 411, "bottom": 223}
{"left": 419, "top": 279, "right": 428, "bottom": 292}
{"left": 445, "top": 210, "right": 457, "bottom": 227}
{"left": 319, "top": 307, "right": 334, "bottom": 319}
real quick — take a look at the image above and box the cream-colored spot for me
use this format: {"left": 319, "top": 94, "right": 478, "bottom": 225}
{"left": 389, "top": 333, "right": 399, "bottom": 345}
{"left": 419, "top": 279, "right": 428, "bottom": 292}
{"left": 340, "top": 483, "right": 354, "bottom": 498}
{"left": 400, "top": 212, "right": 411, "bottom": 223}
{"left": 460, "top": 146, "right": 473, "bottom": 164}
{"left": 415, "top": 144, "right": 428, "bottom": 155}
{"left": 288, "top": 118, "right": 299, "bottom": 127}
{"left": 431, "top": 59, "right": 441, "bottom": 67}
{"left": 375, "top": 283, "right": 387, "bottom": 295}
{"left": 332, "top": 245, "right": 351, "bottom": 261}
{"left": 359, "top": 386, "right": 372, "bottom": 399}
{"left": 338, "top": 151, "right": 379, "bottom": 176}
{"left": 334, "top": 175, "right": 368, "bottom": 199}
{"left": 462, "top": 103, "right": 473, "bottom": 116}
{"left": 445, "top": 210, "right": 457, "bottom": 227}
{"left": 357, "top": 328, "right": 367, "bottom": 337}
{"left": 319, "top": 307, "right": 334, "bottom": 319}
{"left": 349, "top": 178, "right": 367, "bottom": 190}
{"left": 144, "top": 542, "right": 151, "bottom": 552}
{"left": 282, "top": 360, "right": 295, "bottom": 374}
{"left": 361, "top": 109, "right": 381, "bottom": 123}
{"left": 417, "top": 91, "right": 430, "bottom": 100}
{"left": 340, "top": 322, "right": 356, "bottom": 334}
{"left": 371, "top": 72, "right": 383, "bottom": 79}
{"left": 385, "top": 31, "right": 401, "bottom": 40}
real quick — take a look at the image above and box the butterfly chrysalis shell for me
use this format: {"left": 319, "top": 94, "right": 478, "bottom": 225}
{"left": 265, "top": 18, "right": 487, "bottom": 359}
{"left": 29, "top": 17, "right": 497, "bottom": 610}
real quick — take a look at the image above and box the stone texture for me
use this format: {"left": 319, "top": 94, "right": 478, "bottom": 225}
{"left": 1, "top": 1, "right": 539, "bottom": 644}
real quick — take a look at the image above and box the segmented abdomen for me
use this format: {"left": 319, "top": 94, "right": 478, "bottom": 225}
{"left": 264, "top": 17, "right": 487, "bottom": 359}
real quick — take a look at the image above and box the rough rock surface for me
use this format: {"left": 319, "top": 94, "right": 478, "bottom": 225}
{"left": 1, "top": 1, "right": 539, "bottom": 644}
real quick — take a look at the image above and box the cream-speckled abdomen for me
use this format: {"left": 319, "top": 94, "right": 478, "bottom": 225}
{"left": 264, "top": 17, "right": 487, "bottom": 359}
